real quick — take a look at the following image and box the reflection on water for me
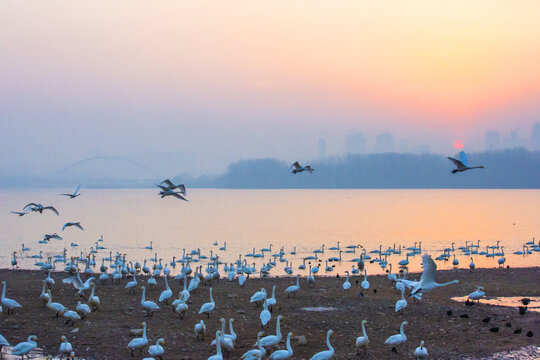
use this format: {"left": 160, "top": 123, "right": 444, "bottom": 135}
{"left": 0, "top": 189, "right": 539, "bottom": 275}
{"left": 451, "top": 296, "right": 540, "bottom": 313}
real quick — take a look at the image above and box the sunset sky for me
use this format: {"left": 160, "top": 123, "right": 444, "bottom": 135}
{"left": 1, "top": 1, "right": 539, "bottom": 176}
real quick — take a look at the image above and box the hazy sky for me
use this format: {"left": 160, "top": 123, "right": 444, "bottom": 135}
{"left": 1, "top": 1, "right": 539, "bottom": 177}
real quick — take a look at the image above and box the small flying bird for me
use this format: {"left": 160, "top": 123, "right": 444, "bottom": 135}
{"left": 159, "top": 179, "right": 186, "bottom": 195}
{"left": 156, "top": 184, "right": 189, "bottom": 201}
{"left": 61, "top": 185, "right": 82, "bottom": 199}
{"left": 23, "top": 203, "right": 59, "bottom": 216}
{"left": 447, "top": 151, "right": 485, "bottom": 174}
{"left": 291, "top": 161, "right": 314, "bottom": 174}
{"left": 44, "top": 233, "right": 63, "bottom": 241}
{"left": 62, "top": 222, "right": 84, "bottom": 231}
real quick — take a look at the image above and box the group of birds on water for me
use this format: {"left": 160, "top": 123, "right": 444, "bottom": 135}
{"left": 2, "top": 152, "right": 537, "bottom": 360}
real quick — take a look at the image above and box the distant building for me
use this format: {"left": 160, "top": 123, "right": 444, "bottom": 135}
{"left": 346, "top": 133, "right": 366, "bottom": 154}
{"left": 412, "top": 144, "right": 431, "bottom": 154}
{"left": 400, "top": 139, "right": 409, "bottom": 153}
{"left": 485, "top": 130, "right": 501, "bottom": 150}
{"left": 375, "top": 132, "right": 394, "bottom": 153}
{"left": 531, "top": 122, "right": 540, "bottom": 150}
{"left": 503, "top": 129, "right": 524, "bottom": 149}
{"left": 318, "top": 137, "right": 327, "bottom": 160}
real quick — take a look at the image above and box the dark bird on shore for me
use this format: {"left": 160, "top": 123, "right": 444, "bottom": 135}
{"left": 465, "top": 299, "right": 474, "bottom": 306}
{"left": 520, "top": 298, "right": 531, "bottom": 306}
{"left": 158, "top": 179, "right": 186, "bottom": 195}
{"left": 373, "top": 289, "right": 377, "bottom": 294}
{"left": 291, "top": 161, "right": 314, "bottom": 174}
{"left": 519, "top": 306, "right": 528, "bottom": 315}
{"left": 513, "top": 328, "right": 522, "bottom": 334}
{"left": 489, "top": 327, "right": 499, "bottom": 333}
{"left": 62, "top": 222, "right": 84, "bottom": 231}
{"left": 459, "top": 314, "right": 469, "bottom": 319}
{"left": 505, "top": 322, "right": 512, "bottom": 327}
{"left": 482, "top": 317, "right": 491, "bottom": 323}
{"left": 60, "top": 185, "right": 81, "bottom": 199}
{"left": 526, "top": 331, "right": 533, "bottom": 337}
{"left": 23, "top": 203, "right": 59, "bottom": 216}
{"left": 447, "top": 310, "right": 453, "bottom": 316}
{"left": 447, "top": 151, "right": 485, "bottom": 174}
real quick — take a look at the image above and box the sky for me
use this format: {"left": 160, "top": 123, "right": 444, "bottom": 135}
{"left": 1, "top": 1, "right": 540, "bottom": 178}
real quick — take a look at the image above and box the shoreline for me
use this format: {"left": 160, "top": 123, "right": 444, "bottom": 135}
{"left": 1, "top": 267, "right": 539, "bottom": 359}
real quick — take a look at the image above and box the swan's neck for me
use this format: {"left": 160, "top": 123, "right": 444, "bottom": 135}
{"left": 1, "top": 283, "right": 5, "bottom": 299}
{"left": 142, "top": 324, "right": 147, "bottom": 340}
{"left": 276, "top": 317, "right": 281, "bottom": 336}
{"left": 361, "top": 323, "right": 367, "bottom": 338}
{"left": 141, "top": 288, "right": 146, "bottom": 302}
{"left": 287, "top": 334, "right": 292, "bottom": 352}
{"left": 210, "top": 289, "right": 214, "bottom": 303}
{"left": 229, "top": 320, "right": 235, "bottom": 336}
{"left": 400, "top": 323, "right": 406, "bottom": 336}
{"left": 326, "top": 332, "right": 333, "bottom": 351}
{"left": 437, "top": 280, "right": 458, "bottom": 287}
{"left": 216, "top": 333, "right": 222, "bottom": 355}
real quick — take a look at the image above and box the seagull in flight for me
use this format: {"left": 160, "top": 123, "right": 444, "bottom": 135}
{"left": 291, "top": 161, "right": 314, "bottom": 174}
{"left": 447, "top": 151, "right": 485, "bottom": 174}
{"left": 61, "top": 185, "right": 82, "bottom": 199}
{"left": 156, "top": 184, "right": 189, "bottom": 201}
{"left": 23, "top": 203, "right": 59, "bottom": 216}
{"left": 62, "top": 222, "right": 84, "bottom": 231}
{"left": 159, "top": 179, "right": 186, "bottom": 195}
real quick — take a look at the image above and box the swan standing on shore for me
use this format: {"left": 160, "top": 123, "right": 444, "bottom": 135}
{"left": 355, "top": 320, "right": 369, "bottom": 355}
{"left": 128, "top": 322, "right": 149, "bottom": 356}
{"left": 258, "top": 315, "right": 282, "bottom": 347}
{"left": 10, "top": 335, "right": 38, "bottom": 358}
{"left": 59, "top": 335, "right": 73, "bottom": 359}
{"left": 140, "top": 286, "right": 160, "bottom": 317}
{"left": 285, "top": 275, "right": 300, "bottom": 298}
{"left": 46, "top": 290, "right": 66, "bottom": 317}
{"left": 1, "top": 281, "right": 22, "bottom": 314}
{"left": 0, "top": 333, "right": 10, "bottom": 353}
{"left": 269, "top": 332, "right": 293, "bottom": 359}
{"left": 384, "top": 321, "right": 408, "bottom": 351}
{"left": 148, "top": 338, "right": 165, "bottom": 359}
{"left": 242, "top": 331, "right": 265, "bottom": 360}
{"left": 414, "top": 340, "right": 428, "bottom": 359}
{"left": 309, "top": 329, "right": 334, "bottom": 360}
{"left": 395, "top": 287, "right": 407, "bottom": 313}
{"left": 467, "top": 286, "right": 486, "bottom": 304}
{"left": 361, "top": 270, "right": 370, "bottom": 290}
{"left": 199, "top": 287, "right": 215, "bottom": 318}
{"left": 159, "top": 276, "right": 172, "bottom": 304}
{"left": 194, "top": 320, "right": 206, "bottom": 340}
{"left": 260, "top": 301, "right": 271, "bottom": 328}
{"left": 208, "top": 330, "right": 224, "bottom": 360}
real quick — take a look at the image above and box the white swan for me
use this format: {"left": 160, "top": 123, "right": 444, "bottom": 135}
{"left": 128, "top": 322, "right": 149, "bottom": 356}
{"left": 265, "top": 285, "right": 277, "bottom": 310}
{"left": 260, "top": 301, "right": 271, "bottom": 327}
{"left": 46, "top": 290, "right": 66, "bottom": 317}
{"left": 241, "top": 331, "right": 265, "bottom": 359}
{"left": 447, "top": 151, "right": 485, "bottom": 174}
{"left": 467, "top": 286, "right": 485, "bottom": 304}
{"left": 411, "top": 254, "right": 459, "bottom": 296}
{"left": 208, "top": 330, "right": 224, "bottom": 360}
{"left": 1, "top": 281, "right": 22, "bottom": 314}
{"left": 309, "top": 329, "right": 334, "bottom": 360}
{"left": 343, "top": 271, "right": 351, "bottom": 291}
{"left": 59, "top": 335, "right": 73, "bottom": 358}
{"left": 175, "top": 294, "right": 188, "bottom": 318}
{"left": 414, "top": 340, "right": 428, "bottom": 359}
{"left": 159, "top": 276, "right": 172, "bottom": 304}
{"left": 89, "top": 284, "right": 100, "bottom": 310}
{"left": 199, "top": 287, "right": 215, "bottom": 318}
{"left": 62, "top": 309, "right": 81, "bottom": 326}
{"left": 125, "top": 274, "right": 137, "bottom": 293}
{"left": 210, "top": 318, "right": 234, "bottom": 352}
{"left": 258, "top": 315, "right": 282, "bottom": 347}
{"left": 469, "top": 258, "right": 475, "bottom": 271}
{"left": 285, "top": 275, "right": 300, "bottom": 298}
{"left": 141, "top": 286, "right": 160, "bottom": 317}
{"left": 40, "top": 280, "right": 50, "bottom": 306}
{"left": 181, "top": 273, "right": 190, "bottom": 301}
{"left": 10, "top": 335, "right": 37, "bottom": 358}
{"left": 250, "top": 288, "right": 267, "bottom": 306}
{"left": 384, "top": 321, "right": 408, "bottom": 350}
{"left": 76, "top": 301, "right": 91, "bottom": 318}
{"left": 395, "top": 287, "right": 407, "bottom": 313}
{"left": 0, "top": 333, "right": 10, "bottom": 353}
{"left": 194, "top": 320, "right": 206, "bottom": 340}
{"left": 148, "top": 338, "right": 165, "bottom": 358}
{"left": 355, "top": 320, "right": 369, "bottom": 355}
{"left": 269, "top": 332, "right": 293, "bottom": 359}
{"left": 361, "top": 270, "right": 370, "bottom": 290}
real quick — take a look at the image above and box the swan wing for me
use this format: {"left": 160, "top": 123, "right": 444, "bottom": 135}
{"left": 420, "top": 254, "right": 436, "bottom": 285}
{"left": 43, "top": 206, "right": 59, "bottom": 215}
{"left": 291, "top": 162, "right": 301, "bottom": 170}
{"left": 74, "top": 184, "right": 81, "bottom": 195}
{"left": 459, "top": 151, "right": 468, "bottom": 167}
{"left": 447, "top": 157, "right": 465, "bottom": 169}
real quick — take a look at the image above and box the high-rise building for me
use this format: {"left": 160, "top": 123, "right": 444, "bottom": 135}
{"left": 531, "top": 122, "right": 540, "bottom": 150}
{"left": 400, "top": 138, "right": 409, "bottom": 153}
{"left": 485, "top": 130, "right": 501, "bottom": 150}
{"left": 346, "top": 133, "right": 366, "bottom": 154}
{"left": 375, "top": 132, "right": 394, "bottom": 153}
{"left": 503, "top": 129, "right": 523, "bottom": 149}
{"left": 318, "top": 137, "right": 327, "bottom": 160}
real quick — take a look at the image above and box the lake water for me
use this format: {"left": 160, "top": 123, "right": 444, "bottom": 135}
{"left": 1, "top": 189, "right": 539, "bottom": 275}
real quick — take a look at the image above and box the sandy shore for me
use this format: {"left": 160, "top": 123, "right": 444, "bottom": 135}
{"left": 0, "top": 267, "right": 538, "bottom": 359}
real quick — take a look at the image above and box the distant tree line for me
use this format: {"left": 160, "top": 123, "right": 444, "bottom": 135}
{"left": 178, "top": 148, "right": 540, "bottom": 189}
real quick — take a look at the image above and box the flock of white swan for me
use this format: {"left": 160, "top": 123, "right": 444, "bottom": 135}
{"left": 2, "top": 177, "right": 539, "bottom": 359}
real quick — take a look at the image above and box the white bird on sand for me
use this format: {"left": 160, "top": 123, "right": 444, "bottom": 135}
{"left": 211, "top": 318, "right": 234, "bottom": 352}
{"left": 291, "top": 161, "right": 314, "bottom": 174}
{"left": 59, "top": 335, "right": 73, "bottom": 358}
{"left": 447, "top": 151, "right": 485, "bottom": 174}
{"left": 355, "top": 320, "right": 369, "bottom": 355}
{"left": 469, "top": 257, "right": 475, "bottom": 271}
{"left": 1, "top": 281, "right": 23, "bottom": 314}
{"left": 411, "top": 254, "right": 459, "bottom": 296}
{"left": 128, "top": 322, "right": 149, "bottom": 356}
{"left": 209, "top": 330, "right": 224, "bottom": 360}
{"left": 250, "top": 288, "right": 267, "bottom": 306}
{"left": 384, "top": 321, "right": 408, "bottom": 351}
{"left": 89, "top": 284, "right": 100, "bottom": 310}
{"left": 76, "top": 301, "right": 91, "bottom": 318}
{"left": 260, "top": 301, "right": 271, "bottom": 327}
{"left": 284, "top": 275, "right": 300, "bottom": 298}
{"left": 10, "top": 335, "right": 38, "bottom": 358}
{"left": 126, "top": 274, "right": 138, "bottom": 293}
{"left": 264, "top": 285, "right": 277, "bottom": 310}
{"left": 194, "top": 320, "right": 206, "bottom": 341}
{"left": 258, "top": 315, "right": 282, "bottom": 347}
{"left": 148, "top": 338, "right": 165, "bottom": 359}
{"left": 60, "top": 185, "right": 81, "bottom": 199}
{"left": 343, "top": 271, "right": 351, "bottom": 291}
{"left": 361, "top": 270, "right": 370, "bottom": 290}
{"left": 395, "top": 287, "right": 407, "bottom": 313}
{"left": 0, "top": 333, "right": 10, "bottom": 352}
{"left": 414, "top": 340, "right": 428, "bottom": 359}
{"left": 46, "top": 290, "right": 66, "bottom": 317}
{"left": 309, "top": 329, "right": 334, "bottom": 360}
{"left": 62, "top": 309, "right": 81, "bottom": 326}
{"left": 467, "top": 286, "right": 486, "bottom": 304}
{"left": 62, "top": 222, "right": 84, "bottom": 231}
{"left": 140, "top": 286, "right": 160, "bottom": 317}
{"left": 269, "top": 331, "right": 293, "bottom": 360}
{"left": 199, "top": 287, "right": 215, "bottom": 318}
{"left": 159, "top": 276, "right": 172, "bottom": 304}
{"left": 241, "top": 331, "right": 265, "bottom": 360}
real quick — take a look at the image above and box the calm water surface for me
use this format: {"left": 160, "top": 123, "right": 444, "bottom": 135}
{"left": 1, "top": 189, "right": 539, "bottom": 275}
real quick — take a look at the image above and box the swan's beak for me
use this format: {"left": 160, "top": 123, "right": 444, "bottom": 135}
{"left": 457, "top": 280, "right": 461, "bottom": 284}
